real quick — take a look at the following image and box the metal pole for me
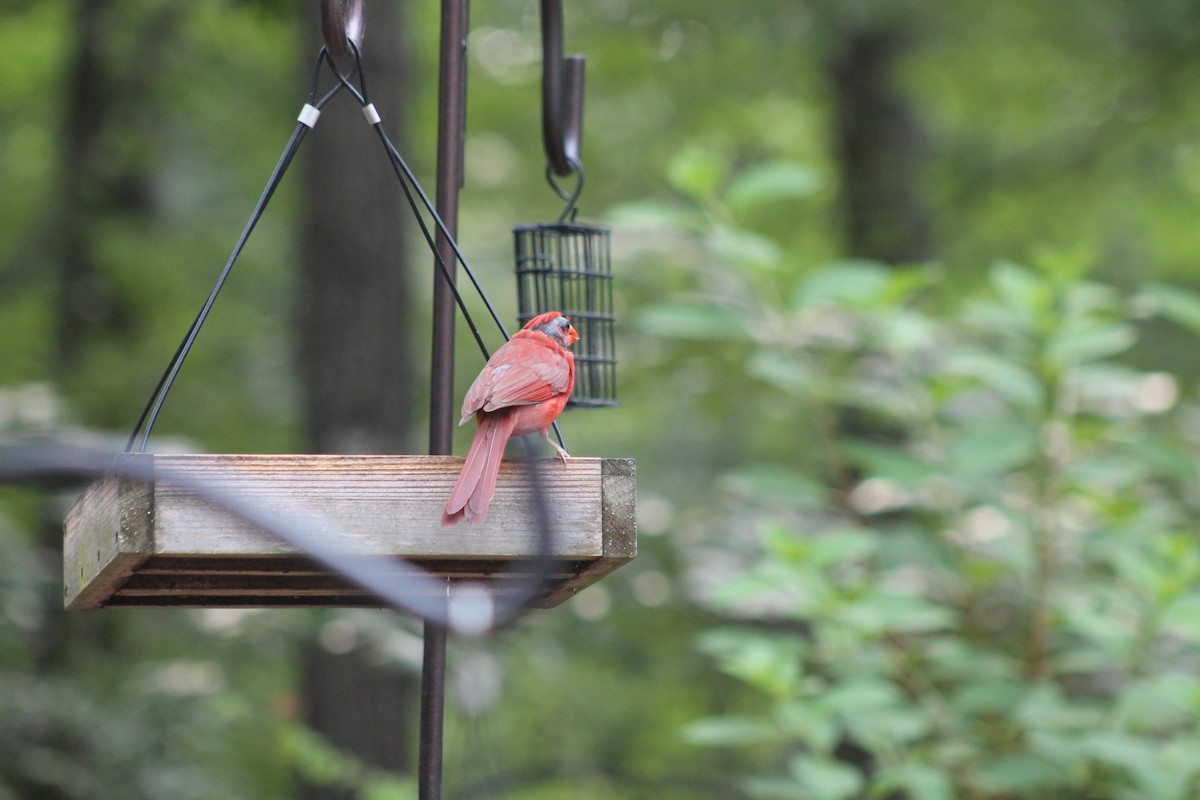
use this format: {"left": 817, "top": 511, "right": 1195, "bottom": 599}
{"left": 429, "top": 0, "right": 468, "bottom": 455}
{"left": 423, "top": 0, "right": 469, "bottom": 797}
{"left": 418, "top": 620, "right": 448, "bottom": 800}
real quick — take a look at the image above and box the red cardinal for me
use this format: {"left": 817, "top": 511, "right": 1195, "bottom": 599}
{"left": 442, "top": 311, "right": 579, "bottom": 526}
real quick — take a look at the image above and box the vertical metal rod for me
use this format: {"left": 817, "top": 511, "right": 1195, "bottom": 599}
{"left": 419, "top": 618, "right": 448, "bottom": 800}
{"left": 429, "top": 0, "right": 469, "bottom": 455}
{"left": 422, "top": 0, "right": 470, "bottom": 798}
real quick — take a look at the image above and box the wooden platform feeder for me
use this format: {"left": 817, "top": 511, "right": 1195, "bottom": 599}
{"left": 64, "top": 454, "right": 636, "bottom": 610}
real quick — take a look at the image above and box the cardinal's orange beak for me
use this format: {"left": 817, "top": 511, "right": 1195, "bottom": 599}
{"left": 565, "top": 323, "right": 580, "bottom": 347}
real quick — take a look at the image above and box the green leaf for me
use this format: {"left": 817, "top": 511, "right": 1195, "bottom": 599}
{"left": 1160, "top": 593, "right": 1200, "bottom": 643}
{"left": 804, "top": 529, "right": 879, "bottom": 568}
{"left": 990, "top": 261, "right": 1050, "bottom": 322}
{"left": 948, "top": 415, "right": 1037, "bottom": 477}
{"left": 1045, "top": 322, "right": 1136, "bottom": 366}
{"left": 1120, "top": 438, "right": 1200, "bottom": 483}
{"left": 681, "top": 715, "right": 780, "bottom": 747}
{"left": 775, "top": 701, "right": 839, "bottom": 753}
{"left": 1079, "top": 730, "right": 1158, "bottom": 771}
{"left": 843, "top": 440, "right": 935, "bottom": 488}
{"left": 876, "top": 763, "right": 954, "bottom": 800}
{"left": 758, "top": 523, "right": 811, "bottom": 563}
{"left": 362, "top": 777, "right": 417, "bottom": 800}
{"left": 1015, "top": 684, "right": 1105, "bottom": 730}
{"left": 726, "top": 161, "right": 822, "bottom": 211}
{"left": 280, "top": 725, "right": 354, "bottom": 787}
{"left": 605, "top": 200, "right": 701, "bottom": 233}
{"left": 697, "top": 630, "right": 805, "bottom": 698}
{"left": 720, "top": 465, "right": 826, "bottom": 508}
{"left": 1059, "top": 596, "right": 1136, "bottom": 658}
{"left": 1026, "top": 730, "right": 1089, "bottom": 774}
{"left": 838, "top": 593, "right": 954, "bottom": 636}
{"left": 789, "top": 755, "right": 864, "bottom": 800}
{"left": 879, "top": 307, "right": 938, "bottom": 353}
{"left": 1139, "top": 738, "right": 1200, "bottom": 800}
{"left": 638, "top": 302, "right": 745, "bottom": 340}
{"left": 747, "top": 349, "right": 812, "bottom": 396}
{"left": 792, "top": 261, "right": 892, "bottom": 309}
{"left": 941, "top": 349, "right": 1044, "bottom": 409}
{"left": 708, "top": 562, "right": 820, "bottom": 615}
{"left": 852, "top": 706, "right": 932, "bottom": 748}
{"left": 1032, "top": 242, "right": 1094, "bottom": 282}
{"left": 974, "top": 754, "right": 1065, "bottom": 793}
{"left": 1139, "top": 283, "right": 1200, "bottom": 333}
{"left": 740, "top": 776, "right": 807, "bottom": 800}
{"left": 953, "top": 678, "right": 1026, "bottom": 715}
{"left": 666, "top": 145, "right": 728, "bottom": 200}
{"left": 819, "top": 679, "right": 902, "bottom": 719}
{"left": 707, "top": 225, "right": 783, "bottom": 270}
{"left": 1114, "top": 674, "right": 1200, "bottom": 733}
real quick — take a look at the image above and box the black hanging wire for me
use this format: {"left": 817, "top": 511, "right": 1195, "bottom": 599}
{"left": 328, "top": 39, "right": 567, "bottom": 452}
{"left": 129, "top": 40, "right": 565, "bottom": 454}
{"left": 126, "top": 48, "right": 350, "bottom": 454}
{"left": 326, "top": 42, "right": 500, "bottom": 358}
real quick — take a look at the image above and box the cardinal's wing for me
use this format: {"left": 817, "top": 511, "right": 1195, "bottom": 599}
{"left": 460, "top": 336, "right": 572, "bottom": 421}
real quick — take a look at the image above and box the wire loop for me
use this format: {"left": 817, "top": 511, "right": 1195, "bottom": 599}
{"left": 546, "top": 156, "right": 584, "bottom": 223}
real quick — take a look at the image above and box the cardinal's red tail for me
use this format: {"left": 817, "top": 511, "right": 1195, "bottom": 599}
{"left": 442, "top": 411, "right": 517, "bottom": 526}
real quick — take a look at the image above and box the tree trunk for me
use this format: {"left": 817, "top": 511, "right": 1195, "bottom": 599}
{"left": 300, "top": 641, "right": 417, "bottom": 800}
{"left": 296, "top": 2, "right": 419, "bottom": 796}
{"left": 296, "top": 0, "right": 416, "bottom": 456}
{"left": 829, "top": 24, "right": 933, "bottom": 264}
{"left": 826, "top": 24, "right": 927, "bottom": 800}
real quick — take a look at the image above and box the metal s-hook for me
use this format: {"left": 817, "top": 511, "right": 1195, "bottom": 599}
{"left": 322, "top": 0, "right": 366, "bottom": 68}
{"left": 540, "top": 0, "right": 585, "bottom": 178}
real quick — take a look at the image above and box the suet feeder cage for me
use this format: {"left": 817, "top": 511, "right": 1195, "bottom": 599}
{"left": 515, "top": 222, "right": 616, "bottom": 407}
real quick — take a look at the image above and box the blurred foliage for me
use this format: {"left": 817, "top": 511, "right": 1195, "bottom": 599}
{"left": 3, "top": 0, "right": 1200, "bottom": 798}
{"left": 642, "top": 172, "right": 1200, "bottom": 797}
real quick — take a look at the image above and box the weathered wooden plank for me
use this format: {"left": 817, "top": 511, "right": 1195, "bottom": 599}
{"left": 118, "top": 572, "right": 585, "bottom": 597}
{"left": 133, "top": 555, "right": 579, "bottom": 580}
{"left": 120, "top": 573, "right": 368, "bottom": 596}
{"left": 103, "top": 595, "right": 388, "bottom": 608}
{"left": 63, "top": 454, "right": 636, "bottom": 610}
{"left": 63, "top": 470, "right": 155, "bottom": 610}
{"left": 536, "top": 458, "right": 639, "bottom": 607}
{"left": 148, "top": 454, "right": 606, "bottom": 558}
{"left": 135, "top": 555, "right": 331, "bottom": 576}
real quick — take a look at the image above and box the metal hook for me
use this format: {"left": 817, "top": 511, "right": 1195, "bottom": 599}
{"left": 540, "top": 0, "right": 585, "bottom": 178}
{"left": 322, "top": 0, "right": 366, "bottom": 68}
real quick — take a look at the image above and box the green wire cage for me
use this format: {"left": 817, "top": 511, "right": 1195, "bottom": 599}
{"left": 514, "top": 221, "right": 616, "bottom": 407}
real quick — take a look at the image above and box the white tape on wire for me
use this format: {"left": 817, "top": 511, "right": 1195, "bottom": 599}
{"left": 297, "top": 104, "right": 321, "bottom": 129}
{"left": 361, "top": 103, "right": 381, "bottom": 126}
